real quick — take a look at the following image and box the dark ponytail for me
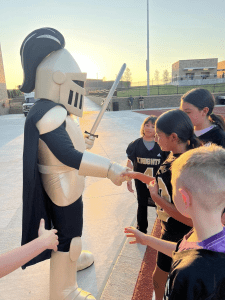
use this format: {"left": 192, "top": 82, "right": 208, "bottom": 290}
{"left": 209, "top": 114, "right": 225, "bottom": 131}
{"left": 181, "top": 88, "right": 225, "bottom": 131}
{"left": 156, "top": 109, "right": 201, "bottom": 150}
{"left": 188, "top": 133, "right": 201, "bottom": 150}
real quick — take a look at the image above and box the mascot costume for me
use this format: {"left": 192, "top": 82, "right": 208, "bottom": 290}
{"left": 20, "top": 27, "right": 128, "bottom": 300}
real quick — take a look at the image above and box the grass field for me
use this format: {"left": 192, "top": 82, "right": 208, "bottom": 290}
{"left": 117, "top": 83, "right": 225, "bottom": 97}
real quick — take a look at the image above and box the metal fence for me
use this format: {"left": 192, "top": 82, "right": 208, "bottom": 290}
{"left": 115, "top": 83, "right": 225, "bottom": 97}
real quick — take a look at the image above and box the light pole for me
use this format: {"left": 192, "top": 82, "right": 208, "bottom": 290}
{"left": 147, "top": 0, "right": 150, "bottom": 96}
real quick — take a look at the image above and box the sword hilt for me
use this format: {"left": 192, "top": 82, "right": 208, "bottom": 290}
{"left": 84, "top": 130, "right": 98, "bottom": 138}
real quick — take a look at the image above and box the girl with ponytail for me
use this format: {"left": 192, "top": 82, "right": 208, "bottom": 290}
{"left": 180, "top": 88, "right": 225, "bottom": 147}
{"left": 181, "top": 89, "right": 225, "bottom": 232}
{"left": 123, "top": 109, "right": 200, "bottom": 300}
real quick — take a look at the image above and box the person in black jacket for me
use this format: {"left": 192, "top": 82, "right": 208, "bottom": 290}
{"left": 128, "top": 95, "right": 134, "bottom": 110}
{"left": 125, "top": 144, "right": 225, "bottom": 300}
{"left": 138, "top": 96, "right": 145, "bottom": 109}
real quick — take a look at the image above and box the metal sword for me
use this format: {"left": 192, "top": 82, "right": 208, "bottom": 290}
{"left": 85, "top": 63, "right": 126, "bottom": 137}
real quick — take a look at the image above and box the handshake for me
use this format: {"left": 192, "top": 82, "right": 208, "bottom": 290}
{"left": 78, "top": 150, "right": 154, "bottom": 188}
{"left": 107, "top": 163, "right": 132, "bottom": 186}
{"left": 120, "top": 170, "right": 157, "bottom": 194}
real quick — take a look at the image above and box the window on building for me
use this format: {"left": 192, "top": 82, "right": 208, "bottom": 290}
{"left": 186, "top": 73, "right": 194, "bottom": 80}
{"left": 201, "top": 72, "right": 210, "bottom": 79}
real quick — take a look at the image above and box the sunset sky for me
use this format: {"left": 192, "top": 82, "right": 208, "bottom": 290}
{"left": 1, "top": 0, "right": 225, "bottom": 89}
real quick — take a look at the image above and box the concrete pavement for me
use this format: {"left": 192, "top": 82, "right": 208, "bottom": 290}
{"left": 0, "top": 97, "right": 158, "bottom": 300}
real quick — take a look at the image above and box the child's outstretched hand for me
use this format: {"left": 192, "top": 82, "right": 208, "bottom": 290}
{"left": 124, "top": 226, "right": 146, "bottom": 245}
{"left": 122, "top": 172, "right": 155, "bottom": 185}
{"left": 121, "top": 171, "right": 138, "bottom": 180}
{"left": 38, "top": 219, "right": 59, "bottom": 252}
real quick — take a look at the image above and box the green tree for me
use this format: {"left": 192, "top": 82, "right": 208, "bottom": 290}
{"left": 163, "top": 69, "right": 169, "bottom": 84}
{"left": 154, "top": 70, "right": 160, "bottom": 84}
{"left": 123, "top": 67, "right": 132, "bottom": 88}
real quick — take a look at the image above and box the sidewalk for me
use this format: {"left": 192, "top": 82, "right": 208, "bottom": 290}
{"left": 0, "top": 97, "right": 158, "bottom": 300}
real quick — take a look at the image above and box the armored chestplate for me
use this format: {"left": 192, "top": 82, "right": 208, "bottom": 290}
{"left": 38, "top": 115, "right": 85, "bottom": 207}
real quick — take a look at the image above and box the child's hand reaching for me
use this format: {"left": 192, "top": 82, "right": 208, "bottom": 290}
{"left": 124, "top": 226, "right": 146, "bottom": 245}
{"left": 38, "top": 219, "right": 59, "bottom": 252}
{"left": 121, "top": 171, "right": 138, "bottom": 180}
{"left": 122, "top": 171, "right": 155, "bottom": 185}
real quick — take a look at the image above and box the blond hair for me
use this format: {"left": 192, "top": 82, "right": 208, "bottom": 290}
{"left": 171, "top": 144, "right": 225, "bottom": 212}
{"left": 140, "top": 115, "right": 157, "bottom": 137}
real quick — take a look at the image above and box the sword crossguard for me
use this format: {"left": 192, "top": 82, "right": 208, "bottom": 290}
{"left": 84, "top": 131, "right": 98, "bottom": 138}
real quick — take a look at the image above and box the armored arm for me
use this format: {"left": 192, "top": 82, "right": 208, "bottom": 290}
{"left": 78, "top": 151, "right": 128, "bottom": 186}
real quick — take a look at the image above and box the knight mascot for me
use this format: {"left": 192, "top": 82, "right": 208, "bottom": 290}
{"left": 20, "top": 27, "right": 127, "bottom": 300}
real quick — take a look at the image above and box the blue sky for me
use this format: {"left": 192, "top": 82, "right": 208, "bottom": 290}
{"left": 1, "top": 0, "right": 225, "bottom": 88}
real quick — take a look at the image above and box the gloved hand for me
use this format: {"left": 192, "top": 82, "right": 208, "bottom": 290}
{"left": 84, "top": 132, "right": 95, "bottom": 150}
{"left": 107, "top": 163, "right": 130, "bottom": 186}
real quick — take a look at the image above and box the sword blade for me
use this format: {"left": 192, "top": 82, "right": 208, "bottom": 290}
{"left": 89, "top": 63, "right": 126, "bottom": 135}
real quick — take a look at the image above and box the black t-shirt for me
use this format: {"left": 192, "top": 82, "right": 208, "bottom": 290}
{"left": 198, "top": 125, "right": 225, "bottom": 148}
{"left": 165, "top": 247, "right": 225, "bottom": 300}
{"left": 155, "top": 152, "right": 191, "bottom": 233}
{"left": 126, "top": 138, "right": 168, "bottom": 205}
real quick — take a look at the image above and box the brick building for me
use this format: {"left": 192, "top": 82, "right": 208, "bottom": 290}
{"left": 172, "top": 58, "right": 218, "bottom": 82}
{"left": 217, "top": 61, "right": 225, "bottom": 78}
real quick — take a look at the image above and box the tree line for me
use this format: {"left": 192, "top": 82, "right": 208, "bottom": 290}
{"left": 111, "top": 67, "right": 171, "bottom": 86}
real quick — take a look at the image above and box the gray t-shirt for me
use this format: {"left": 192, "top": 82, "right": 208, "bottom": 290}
{"left": 143, "top": 140, "right": 155, "bottom": 151}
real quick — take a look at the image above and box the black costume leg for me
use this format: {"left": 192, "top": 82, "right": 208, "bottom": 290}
{"left": 137, "top": 203, "right": 148, "bottom": 233}
{"left": 49, "top": 196, "right": 83, "bottom": 251}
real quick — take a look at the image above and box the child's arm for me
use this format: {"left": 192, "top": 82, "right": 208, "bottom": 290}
{"left": 124, "top": 226, "right": 176, "bottom": 258}
{"left": 126, "top": 159, "right": 133, "bottom": 170}
{"left": 0, "top": 219, "right": 58, "bottom": 278}
{"left": 122, "top": 171, "right": 155, "bottom": 185}
{"left": 149, "top": 181, "right": 193, "bottom": 227}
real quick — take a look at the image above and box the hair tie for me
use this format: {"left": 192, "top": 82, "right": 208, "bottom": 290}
{"left": 189, "top": 134, "right": 196, "bottom": 145}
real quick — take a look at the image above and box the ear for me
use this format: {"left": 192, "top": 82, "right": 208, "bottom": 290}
{"left": 52, "top": 70, "right": 66, "bottom": 85}
{"left": 178, "top": 188, "right": 191, "bottom": 209}
{"left": 202, "top": 107, "right": 209, "bottom": 116}
{"left": 170, "top": 132, "right": 179, "bottom": 142}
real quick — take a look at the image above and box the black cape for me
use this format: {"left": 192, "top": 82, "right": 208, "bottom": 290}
{"left": 22, "top": 99, "right": 64, "bottom": 269}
